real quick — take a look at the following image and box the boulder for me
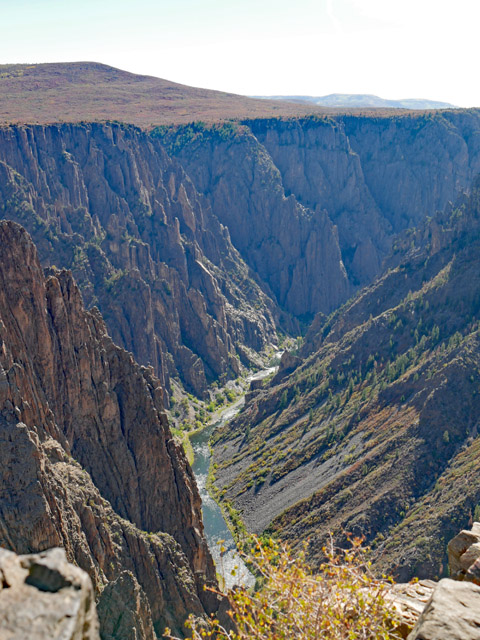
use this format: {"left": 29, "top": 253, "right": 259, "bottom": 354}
{"left": 0, "top": 547, "right": 99, "bottom": 640}
{"left": 407, "top": 578, "right": 480, "bottom": 640}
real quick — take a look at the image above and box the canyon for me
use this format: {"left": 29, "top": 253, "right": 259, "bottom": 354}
{"left": 2, "top": 62, "right": 480, "bottom": 638}
{"left": 0, "top": 123, "right": 277, "bottom": 397}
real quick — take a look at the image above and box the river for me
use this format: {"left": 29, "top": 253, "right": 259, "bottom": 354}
{"left": 190, "top": 364, "right": 278, "bottom": 590}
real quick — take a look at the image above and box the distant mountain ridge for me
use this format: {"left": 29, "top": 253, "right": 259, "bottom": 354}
{"left": 253, "top": 93, "right": 457, "bottom": 109}
{"left": 0, "top": 62, "right": 450, "bottom": 128}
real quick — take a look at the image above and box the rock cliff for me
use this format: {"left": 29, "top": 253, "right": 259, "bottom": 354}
{"left": 2, "top": 112, "right": 480, "bottom": 390}
{"left": 155, "top": 123, "right": 350, "bottom": 318}
{"left": 0, "top": 123, "right": 277, "bottom": 397}
{"left": 407, "top": 579, "right": 480, "bottom": 640}
{"left": 155, "top": 112, "right": 480, "bottom": 323}
{"left": 247, "top": 111, "right": 480, "bottom": 287}
{"left": 0, "top": 220, "right": 221, "bottom": 638}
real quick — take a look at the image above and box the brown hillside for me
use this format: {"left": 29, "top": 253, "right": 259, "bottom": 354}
{"left": 0, "top": 61, "right": 414, "bottom": 127}
{"left": 210, "top": 180, "right": 480, "bottom": 582}
{"left": 0, "top": 61, "right": 322, "bottom": 126}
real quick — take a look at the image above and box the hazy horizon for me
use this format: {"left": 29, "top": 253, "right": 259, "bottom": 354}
{"left": 1, "top": 0, "right": 477, "bottom": 107}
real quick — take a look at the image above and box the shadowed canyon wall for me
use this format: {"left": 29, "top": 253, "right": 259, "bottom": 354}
{"left": 0, "top": 123, "right": 277, "bottom": 398}
{"left": 155, "top": 123, "right": 350, "bottom": 318}
{"left": 1, "top": 113, "right": 480, "bottom": 392}
{"left": 158, "top": 112, "right": 480, "bottom": 309}
{"left": 246, "top": 111, "right": 480, "bottom": 285}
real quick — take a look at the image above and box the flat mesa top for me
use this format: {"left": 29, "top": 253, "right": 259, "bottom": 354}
{"left": 0, "top": 61, "right": 425, "bottom": 128}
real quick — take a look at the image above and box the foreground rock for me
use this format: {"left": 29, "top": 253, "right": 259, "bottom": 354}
{"left": 386, "top": 580, "right": 436, "bottom": 639}
{"left": 0, "top": 547, "right": 99, "bottom": 640}
{"left": 407, "top": 579, "right": 480, "bottom": 640}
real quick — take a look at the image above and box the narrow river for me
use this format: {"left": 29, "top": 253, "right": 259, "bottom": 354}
{"left": 190, "top": 365, "right": 278, "bottom": 590}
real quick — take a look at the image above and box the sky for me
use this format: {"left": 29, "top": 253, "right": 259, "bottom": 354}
{"left": 1, "top": 0, "right": 478, "bottom": 107}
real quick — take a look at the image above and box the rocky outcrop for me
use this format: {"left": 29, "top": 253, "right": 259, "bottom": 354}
{"left": 386, "top": 580, "right": 436, "bottom": 639}
{"left": 0, "top": 123, "right": 277, "bottom": 397}
{"left": 407, "top": 579, "right": 480, "bottom": 640}
{"left": 0, "top": 220, "right": 221, "bottom": 637}
{"left": 270, "top": 351, "right": 302, "bottom": 385}
{"left": 0, "top": 547, "right": 99, "bottom": 640}
{"left": 386, "top": 523, "right": 480, "bottom": 638}
{"left": 448, "top": 522, "right": 480, "bottom": 583}
{"left": 399, "top": 522, "right": 480, "bottom": 638}
{"left": 97, "top": 572, "right": 156, "bottom": 640}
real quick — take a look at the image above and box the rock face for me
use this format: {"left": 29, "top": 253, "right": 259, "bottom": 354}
{"left": 97, "top": 572, "right": 156, "bottom": 640}
{"left": 211, "top": 178, "right": 480, "bottom": 581}
{"left": 386, "top": 580, "right": 436, "bottom": 639}
{"left": 407, "top": 579, "right": 480, "bottom": 640}
{"left": 385, "top": 580, "right": 437, "bottom": 638}
{"left": 0, "top": 547, "right": 99, "bottom": 640}
{"left": 384, "top": 525, "right": 480, "bottom": 639}
{"left": 247, "top": 112, "right": 480, "bottom": 287}
{"left": 2, "top": 113, "right": 480, "bottom": 392}
{"left": 0, "top": 123, "right": 276, "bottom": 397}
{"left": 0, "top": 220, "right": 220, "bottom": 638}
{"left": 157, "top": 112, "right": 480, "bottom": 322}
{"left": 156, "top": 124, "right": 350, "bottom": 318}
{"left": 246, "top": 117, "right": 390, "bottom": 287}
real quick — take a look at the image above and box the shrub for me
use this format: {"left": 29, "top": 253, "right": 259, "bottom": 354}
{"left": 164, "top": 537, "right": 402, "bottom": 640}
{"left": 225, "top": 390, "right": 236, "bottom": 403}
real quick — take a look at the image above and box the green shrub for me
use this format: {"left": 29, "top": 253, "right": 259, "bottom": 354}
{"left": 225, "top": 390, "right": 236, "bottom": 403}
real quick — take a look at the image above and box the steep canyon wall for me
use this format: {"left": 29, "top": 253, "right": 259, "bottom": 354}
{"left": 0, "top": 221, "right": 221, "bottom": 637}
{"left": 159, "top": 111, "right": 480, "bottom": 313}
{"left": 211, "top": 180, "right": 480, "bottom": 581}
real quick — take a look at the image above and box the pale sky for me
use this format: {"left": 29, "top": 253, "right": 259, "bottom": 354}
{"left": 1, "top": 0, "right": 478, "bottom": 106}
